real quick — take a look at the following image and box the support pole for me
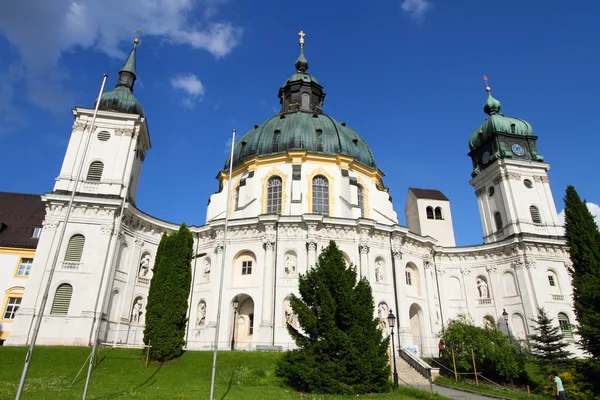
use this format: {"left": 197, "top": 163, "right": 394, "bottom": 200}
{"left": 471, "top": 348, "right": 479, "bottom": 386}
{"left": 451, "top": 347, "right": 458, "bottom": 382}
{"left": 15, "top": 74, "right": 108, "bottom": 400}
{"left": 209, "top": 129, "right": 236, "bottom": 400}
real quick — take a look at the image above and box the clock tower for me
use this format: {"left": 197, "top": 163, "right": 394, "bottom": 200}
{"left": 467, "top": 84, "right": 563, "bottom": 243}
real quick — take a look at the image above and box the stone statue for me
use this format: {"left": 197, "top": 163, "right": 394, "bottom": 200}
{"left": 197, "top": 301, "right": 206, "bottom": 328}
{"left": 477, "top": 278, "right": 489, "bottom": 298}
{"left": 284, "top": 301, "right": 297, "bottom": 328}
{"left": 203, "top": 259, "right": 211, "bottom": 282}
{"left": 377, "top": 302, "right": 388, "bottom": 330}
{"left": 139, "top": 255, "right": 151, "bottom": 276}
{"left": 375, "top": 260, "right": 384, "bottom": 283}
{"left": 284, "top": 255, "right": 296, "bottom": 277}
{"left": 131, "top": 299, "right": 143, "bottom": 323}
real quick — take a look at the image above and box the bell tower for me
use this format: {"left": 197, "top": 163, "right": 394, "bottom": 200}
{"left": 53, "top": 38, "right": 150, "bottom": 204}
{"left": 467, "top": 79, "right": 563, "bottom": 243}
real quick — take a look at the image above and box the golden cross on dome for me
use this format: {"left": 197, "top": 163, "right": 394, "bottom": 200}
{"left": 483, "top": 74, "right": 491, "bottom": 93}
{"left": 134, "top": 27, "right": 143, "bottom": 44}
{"left": 298, "top": 30, "right": 305, "bottom": 45}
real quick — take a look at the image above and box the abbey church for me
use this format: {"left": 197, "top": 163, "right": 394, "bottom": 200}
{"left": 0, "top": 33, "right": 576, "bottom": 357}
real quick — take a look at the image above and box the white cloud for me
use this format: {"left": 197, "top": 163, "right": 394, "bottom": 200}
{"left": 171, "top": 73, "right": 205, "bottom": 107}
{"left": 558, "top": 202, "right": 600, "bottom": 229}
{"left": 401, "top": 0, "right": 431, "bottom": 21}
{"left": 0, "top": 0, "right": 242, "bottom": 114}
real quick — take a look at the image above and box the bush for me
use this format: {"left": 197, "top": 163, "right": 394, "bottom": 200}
{"left": 441, "top": 314, "right": 526, "bottom": 382}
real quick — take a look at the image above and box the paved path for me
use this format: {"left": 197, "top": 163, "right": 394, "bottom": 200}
{"left": 432, "top": 384, "right": 507, "bottom": 399}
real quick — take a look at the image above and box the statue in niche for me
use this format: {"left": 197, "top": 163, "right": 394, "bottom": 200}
{"left": 197, "top": 301, "right": 207, "bottom": 328}
{"left": 203, "top": 259, "right": 211, "bottom": 282}
{"left": 284, "top": 255, "right": 296, "bottom": 277}
{"left": 477, "top": 278, "right": 489, "bottom": 299}
{"left": 284, "top": 301, "right": 298, "bottom": 328}
{"left": 139, "top": 254, "right": 151, "bottom": 276}
{"left": 377, "top": 302, "right": 388, "bottom": 330}
{"left": 483, "top": 318, "right": 494, "bottom": 329}
{"left": 131, "top": 299, "right": 143, "bottom": 323}
{"left": 375, "top": 260, "right": 384, "bottom": 283}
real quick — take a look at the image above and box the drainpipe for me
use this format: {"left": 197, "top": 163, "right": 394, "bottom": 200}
{"left": 432, "top": 250, "right": 445, "bottom": 331}
{"left": 389, "top": 233, "right": 401, "bottom": 350}
{"left": 185, "top": 231, "right": 202, "bottom": 346}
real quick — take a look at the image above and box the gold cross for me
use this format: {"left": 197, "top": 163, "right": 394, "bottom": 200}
{"left": 298, "top": 30, "right": 305, "bottom": 45}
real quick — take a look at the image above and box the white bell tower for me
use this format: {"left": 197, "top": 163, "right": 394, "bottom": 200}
{"left": 467, "top": 83, "right": 563, "bottom": 244}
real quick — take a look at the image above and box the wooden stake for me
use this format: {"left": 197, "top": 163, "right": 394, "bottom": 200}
{"left": 451, "top": 347, "right": 458, "bottom": 382}
{"left": 145, "top": 341, "right": 151, "bottom": 368}
{"left": 527, "top": 385, "right": 531, "bottom": 397}
{"left": 471, "top": 348, "right": 479, "bottom": 386}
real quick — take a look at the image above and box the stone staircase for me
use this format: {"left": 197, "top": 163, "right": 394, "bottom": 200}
{"left": 395, "top": 355, "right": 431, "bottom": 388}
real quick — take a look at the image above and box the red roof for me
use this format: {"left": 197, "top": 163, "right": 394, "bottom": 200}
{"left": 0, "top": 192, "right": 45, "bottom": 249}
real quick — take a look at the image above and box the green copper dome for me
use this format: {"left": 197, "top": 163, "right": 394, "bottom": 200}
{"left": 97, "top": 40, "right": 144, "bottom": 116}
{"left": 226, "top": 112, "right": 376, "bottom": 169}
{"left": 226, "top": 32, "right": 376, "bottom": 170}
{"left": 468, "top": 92, "right": 533, "bottom": 151}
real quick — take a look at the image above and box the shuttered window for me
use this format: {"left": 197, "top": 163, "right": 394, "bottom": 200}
{"left": 494, "top": 211, "right": 503, "bottom": 231}
{"left": 530, "top": 205, "right": 542, "bottom": 224}
{"left": 86, "top": 161, "right": 104, "bottom": 181}
{"left": 51, "top": 284, "right": 73, "bottom": 315}
{"left": 64, "top": 235, "right": 85, "bottom": 262}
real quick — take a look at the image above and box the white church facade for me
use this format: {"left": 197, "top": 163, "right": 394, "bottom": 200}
{"left": 4, "top": 34, "right": 577, "bottom": 357}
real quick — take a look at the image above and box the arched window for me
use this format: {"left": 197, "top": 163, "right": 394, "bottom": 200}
{"left": 557, "top": 313, "right": 572, "bottom": 338}
{"left": 312, "top": 175, "right": 329, "bottom": 215}
{"left": 266, "top": 176, "right": 283, "bottom": 214}
{"left": 357, "top": 185, "right": 365, "bottom": 217}
{"left": 86, "top": 161, "right": 104, "bottom": 181}
{"left": 426, "top": 206, "right": 434, "bottom": 219}
{"left": 494, "top": 211, "right": 503, "bottom": 231}
{"left": 530, "top": 205, "right": 542, "bottom": 224}
{"left": 434, "top": 207, "right": 443, "bottom": 220}
{"left": 51, "top": 284, "right": 73, "bottom": 315}
{"left": 64, "top": 235, "right": 85, "bottom": 262}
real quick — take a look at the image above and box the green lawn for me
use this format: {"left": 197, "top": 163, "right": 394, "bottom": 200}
{"left": 0, "top": 346, "right": 447, "bottom": 400}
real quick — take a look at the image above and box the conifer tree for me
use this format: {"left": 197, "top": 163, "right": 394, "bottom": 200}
{"left": 276, "top": 241, "right": 390, "bottom": 394}
{"left": 143, "top": 224, "right": 194, "bottom": 362}
{"left": 528, "top": 307, "right": 572, "bottom": 363}
{"left": 563, "top": 186, "right": 600, "bottom": 358}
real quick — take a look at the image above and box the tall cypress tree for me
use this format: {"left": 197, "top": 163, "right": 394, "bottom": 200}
{"left": 276, "top": 241, "right": 390, "bottom": 394}
{"left": 528, "top": 307, "right": 572, "bottom": 363}
{"left": 563, "top": 185, "right": 600, "bottom": 357}
{"left": 143, "top": 224, "right": 194, "bottom": 362}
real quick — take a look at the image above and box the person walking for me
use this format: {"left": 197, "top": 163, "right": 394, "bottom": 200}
{"left": 438, "top": 339, "right": 445, "bottom": 358}
{"left": 550, "top": 370, "right": 566, "bottom": 400}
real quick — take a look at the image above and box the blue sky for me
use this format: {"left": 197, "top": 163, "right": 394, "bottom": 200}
{"left": 1, "top": 0, "right": 599, "bottom": 246}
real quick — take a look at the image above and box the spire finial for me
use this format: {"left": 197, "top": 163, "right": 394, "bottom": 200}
{"left": 134, "top": 27, "right": 143, "bottom": 44}
{"left": 295, "top": 30, "right": 309, "bottom": 73}
{"left": 483, "top": 74, "right": 491, "bottom": 93}
{"left": 482, "top": 74, "right": 502, "bottom": 115}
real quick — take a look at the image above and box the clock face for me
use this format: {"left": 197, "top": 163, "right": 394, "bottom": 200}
{"left": 511, "top": 144, "right": 525, "bottom": 157}
{"left": 482, "top": 151, "right": 491, "bottom": 165}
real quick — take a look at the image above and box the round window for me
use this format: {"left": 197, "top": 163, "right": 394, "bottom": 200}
{"left": 523, "top": 179, "right": 533, "bottom": 189}
{"left": 488, "top": 186, "right": 495, "bottom": 196}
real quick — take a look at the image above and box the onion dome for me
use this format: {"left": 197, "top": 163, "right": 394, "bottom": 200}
{"left": 97, "top": 38, "right": 144, "bottom": 116}
{"left": 225, "top": 32, "right": 377, "bottom": 170}
{"left": 469, "top": 86, "right": 533, "bottom": 151}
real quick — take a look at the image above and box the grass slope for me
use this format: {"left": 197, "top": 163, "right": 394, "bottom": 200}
{"left": 0, "top": 347, "right": 447, "bottom": 400}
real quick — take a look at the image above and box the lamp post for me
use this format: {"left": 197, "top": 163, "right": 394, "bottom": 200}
{"left": 502, "top": 308, "right": 512, "bottom": 340}
{"left": 230, "top": 296, "right": 240, "bottom": 351}
{"left": 388, "top": 309, "right": 399, "bottom": 390}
